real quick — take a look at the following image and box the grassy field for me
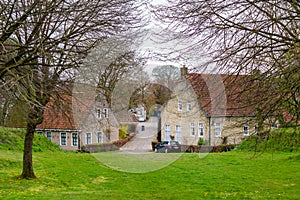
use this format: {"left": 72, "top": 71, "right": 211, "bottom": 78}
{"left": 0, "top": 150, "right": 299, "bottom": 200}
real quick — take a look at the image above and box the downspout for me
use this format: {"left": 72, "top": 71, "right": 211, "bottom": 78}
{"left": 208, "top": 116, "right": 211, "bottom": 146}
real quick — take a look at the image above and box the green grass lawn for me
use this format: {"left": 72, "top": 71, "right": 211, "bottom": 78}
{"left": 0, "top": 150, "right": 299, "bottom": 200}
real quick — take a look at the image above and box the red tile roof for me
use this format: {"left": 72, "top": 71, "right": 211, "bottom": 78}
{"left": 188, "top": 73, "right": 256, "bottom": 116}
{"left": 37, "top": 92, "right": 95, "bottom": 130}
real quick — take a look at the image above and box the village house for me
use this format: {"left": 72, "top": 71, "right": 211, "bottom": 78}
{"left": 160, "top": 67, "right": 278, "bottom": 146}
{"left": 35, "top": 84, "right": 119, "bottom": 151}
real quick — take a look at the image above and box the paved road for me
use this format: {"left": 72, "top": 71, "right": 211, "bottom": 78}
{"left": 120, "top": 116, "right": 158, "bottom": 153}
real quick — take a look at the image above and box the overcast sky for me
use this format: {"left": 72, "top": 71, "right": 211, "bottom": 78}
{"left": 139, "top": 0, "right": 218, "bottom": 75}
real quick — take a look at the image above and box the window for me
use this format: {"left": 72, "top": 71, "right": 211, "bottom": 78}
{"left": 243, "top": 124, "right": 250, "bottom": 136}
{"left": 103, "top": 108, "right": 109, "bottom": 118}
{"left": 271, "top": 124, "right": 278, "bottom": 130}
{"left": 175, "top": 125, "right": 181, "bottom": 142}
{"left": 97, "top": 109, "right": 101, "bottom": 119}
{"left": 86, "top": 133, "right": 92, "bottom": 144}
{"left": 198, "top": 123, "right": 204, "bottom": 137}
{"left": 46, "top": 132, "right": 52, "bottom": 141}
{"left": 178, "top": 100, "right": 182, "bottom": 111}
{"left": 60, "top": 132, "right": 66, "bottom": 146}
{"left": 72, "top": 133, "right": 78, "bottom": 146}
{"left": 215, "top": 123, "right": 221, "bottom": 137}
{"left": 97, "top": 132, "right": 103, "bottom": 143}
{"left": 254, "top": 123, "right": 259, "bottom": 134}
{"left": 190, "top": 122, "right": 195, "bottom": 136}
{"left": 36, "top": 131, "right": 43, "bottom": 135}
{"left": 165, "top": 125, "right": 170, "bottom": 141}
{"left": 187, "top": 102, "right": 192, "bottom": 111}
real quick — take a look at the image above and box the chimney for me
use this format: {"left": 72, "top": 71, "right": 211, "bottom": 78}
{"left": 180, "top": 65, "right": 188, "bottom": 77}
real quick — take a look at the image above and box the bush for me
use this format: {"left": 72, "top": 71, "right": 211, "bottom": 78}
{"left": 119, "top": 125, "right": 128, "bottom": 139}
{"left": 237, "top": 127, "right": 300, "bottom": 152}
{"left": 197, "top": 138, "right": 208, "bottom": 146}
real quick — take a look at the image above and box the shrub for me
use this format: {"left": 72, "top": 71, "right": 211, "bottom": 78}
{"left": 237, "top": 127, "right": 300, "bottom": 152}
{"left": 197, "top": 137, "right": 208, "bottom": 145}
{"left": 119, "top": 125, "right": 128, "bottom": 139}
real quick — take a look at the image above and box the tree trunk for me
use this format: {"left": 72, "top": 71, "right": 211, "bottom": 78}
{"left": 20, "top": 121, "right": 37, "bottom": 179}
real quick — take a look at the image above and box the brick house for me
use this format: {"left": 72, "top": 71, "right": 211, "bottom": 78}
{"left": 36, "top": 85, "right": 119, "bottom": 151}
{"left": 160, "top": 67, "right": 277, "bottom": 146}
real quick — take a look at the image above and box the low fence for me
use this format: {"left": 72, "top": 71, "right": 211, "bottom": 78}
{"left": 81, "top": 133, "right": 136, "bottom": 153}
{"left": 151, "top": 141, "right": 236, "bottom": 153}
{"left": 81, "top": 143, "right": 119, "bottom": 153}
{"left": 180, "top": 144, "right": 235, "bottom": 153}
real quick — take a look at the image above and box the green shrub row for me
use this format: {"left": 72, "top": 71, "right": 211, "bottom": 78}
{"left": 237, "top": 127, "right": 300, "bottom": 152}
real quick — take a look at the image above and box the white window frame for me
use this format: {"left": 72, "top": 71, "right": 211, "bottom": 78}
{"left": 97, "top": 132, "right": 103, "bottom": 143}
{"left": 243, "top": 124, "right": 250, "bottom": 136}
{"left": 60, "top": 132, "right": 67, "bottom": 146}
{"left": 198, "top": 123, "right": 204, "bottom": 137}
{"left": 178, "top": 100, "right": 182, "bottom": 111}
{"left": 97, "top": 109, "right": 101, "bottom": 119}
{"left": 86, "top": 133, "right": 92, "bottom": 144}
{"left": 254, "top": 123, "right": 258, "bottom": 134}
{"left": 103, "top": 108, "right": 109, "bottom": 118}
{"left": 175, "top": 125, "right": 181, "bottom": 142}
{"left": 72, "top": 132, "right": 78, "bottom": 146}
{"left": 190, "top": 122, "right": 195, "bottom": 136}
{"left": 165, "top": 125, "right": 171, "bottom": 141}
{"left": 46, "top": 132, "right": 52, "bottom": 141}
{"left": 215, "top": 123, "right": 221, "bottom": 137}
{"left": 187, "top": 102, "right": 192, "bottom": 111}
{"left": 271, "top": 124, "right": 278, "bottom": 130}
{"left": 36, "top": 131, "right": 43, "bottom": 135}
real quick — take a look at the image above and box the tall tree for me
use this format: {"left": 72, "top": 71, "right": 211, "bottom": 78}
{"left": 0, "top": 0, "right": 144, "bottom": 179}
{"left": 151, "top": 65, "right": 180, "bottom": 91}
{"left": 78, "top": 37, "right": 144, "bottom": 108}
{"left": 154, "top": 0, "right": 300, "bottom": 125}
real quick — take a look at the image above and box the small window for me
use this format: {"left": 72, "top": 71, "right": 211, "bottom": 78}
{"left": 215, "top": 123, "right": 221, "bottom": 137}
{"left": 86, "top": 133, "right": 92, "bottom": 144}
{"left": 97, "top": 109, "right": 101, "bottom": 119}
{"left": 97, "top": 132, "right": 103, "bottom": 143}
{"left": 254, "top": 123, "right": 259, "bottom": 134}
{"left": 60, "top": 132, "right": 67, "bottom": 146}
{"left": 198, "top": 123, "right": 204, "bottom": 137}
{"left": 271, "top": 124, "right": 278, "bottom": 130}
{"left": 190, "top": 122, "right": 195, "bottom": 136}
{"left": 103, "top": 108, "right": 109, "bottom": 118}
{"left": 72, "top": 133, "right": 78, "bottom": 146}
{"left": 187, "top": 102, "right": 192, "bottom": 111}
{"left": 243, "top": 124, "right": 250, "bottom": 136}
{"left": 36, "top": 131, "right": 43, "bottom": 135}
{"left": 178, "top": 100, "right": 182, "bottom": 111}
{"left": 46, "top": 132, "right": 52, "bottom": 141}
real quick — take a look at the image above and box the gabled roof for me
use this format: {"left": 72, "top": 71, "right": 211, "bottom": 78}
{"left": 37, "top": 83, "right": 103, "bottom": 130}
{"left": 37, "top": 94, "right": 87, "bottom": 130}
{"left": 188, "top": 73, "right": 256, "bottom": 117}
